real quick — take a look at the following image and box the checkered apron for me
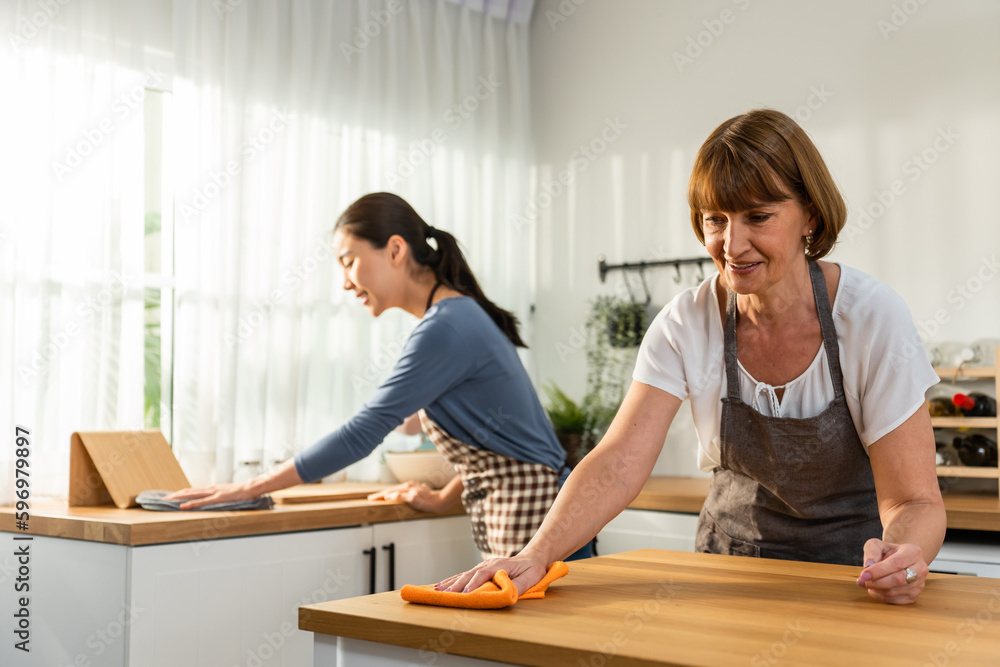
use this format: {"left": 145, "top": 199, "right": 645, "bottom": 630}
{"left": 418, "top": 409, "right": 560, "bottom": 558}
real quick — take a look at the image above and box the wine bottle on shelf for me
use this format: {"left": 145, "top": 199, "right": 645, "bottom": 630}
{"left": 952, "top": 392, "right": 997, "bottom": 418}
{"left": 953, "top": 435, "right": 998, "bottom": 467}
{"left": 928, "top": 397, "right": 961, "bottom": 417}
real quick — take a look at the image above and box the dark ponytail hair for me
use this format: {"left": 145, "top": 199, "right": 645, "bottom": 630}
{"left": 335, "top": 192, "right": 527, "bottom": 348}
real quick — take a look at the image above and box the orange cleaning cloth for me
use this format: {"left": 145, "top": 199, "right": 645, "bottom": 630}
{"left": 400, "top": 561, "right": 569, "bottom": 609}
{"left": 512, "top": 560, "right": 569, "bottom": 599}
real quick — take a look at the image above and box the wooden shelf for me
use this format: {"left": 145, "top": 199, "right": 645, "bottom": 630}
{"left": 930, "top": 346, "right": 1000, "bottom": 497}
{"left": 934, "top": 366, "right": 997, "bottom": 379}
{"left": 935, "top": 466, "right": 1000, "bottom": 479}
{"left": 930, "top": 416, "right": 998, "bottom": 428}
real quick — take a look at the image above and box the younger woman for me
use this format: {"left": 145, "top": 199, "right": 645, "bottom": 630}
{"left": 168, "top": 192, "right": 591, "bottom": 560}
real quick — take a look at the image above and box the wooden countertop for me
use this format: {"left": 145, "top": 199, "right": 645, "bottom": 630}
{"left": 629, "top": 476, "right": 711, "bottom": 513}
{"left": 631, "top": 476, "right": 1000, "bottom": 532}
{"left": 2, "top": 476, "right": 997, "bottom": 546}
{"left": 0, "top": 483, "right": 462, "bottom": 546}
{"left": 299, "top": 548, "right": 1000, "bottom": 667}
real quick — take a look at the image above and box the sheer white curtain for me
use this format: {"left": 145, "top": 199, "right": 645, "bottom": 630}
{"left": 0, "top": 0, "right": 172, "bottom": 501}
{"left": 171, "top": 0, "right": 535, "bottom": 485}
{"left": 1, "top": 0, "right": 533, "bottom": 499}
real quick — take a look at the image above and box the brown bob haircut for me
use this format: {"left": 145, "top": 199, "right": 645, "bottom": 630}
{"left": 688, "top": 109, "right": 846, "bottom": 261}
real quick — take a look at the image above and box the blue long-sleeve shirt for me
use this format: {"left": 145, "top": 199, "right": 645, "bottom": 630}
{"left": 294, "top": 297, "right": 566, "bottom": 483}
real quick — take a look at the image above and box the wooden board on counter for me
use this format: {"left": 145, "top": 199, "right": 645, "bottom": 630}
{"left": 300, "top": 548, "right": 1000, "bottom": 667}
{"left": 271, "top": 482, "right": 389, "bottom": 504}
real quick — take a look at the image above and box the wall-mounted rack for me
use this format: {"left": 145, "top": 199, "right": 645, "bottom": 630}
{"left": 598, "top": 255, "right": 715, "bottom": 283}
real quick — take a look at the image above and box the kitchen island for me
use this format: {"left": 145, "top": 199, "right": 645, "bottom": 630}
{"left": 299, "top": 548, "right": 1000, "bottom": 667}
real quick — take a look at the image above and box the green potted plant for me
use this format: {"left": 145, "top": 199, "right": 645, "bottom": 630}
{"left": 591, "top": 295, "right": 648, "bottom": 349}
{"left": 542, "top": 296, "right": 648, "bottom": 469}
{"left": 542, "top": 383, "right": 588, "bottom": 468}
{"left": 586, "top": 296, "right": 641, "bottom": 410}
{"left": 608, "top": 301, "right": 647, "bottom": 348}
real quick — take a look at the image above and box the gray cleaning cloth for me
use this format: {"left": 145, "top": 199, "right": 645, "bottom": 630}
{"left": 136, "top": 489, "right": 274, "bottom": 512}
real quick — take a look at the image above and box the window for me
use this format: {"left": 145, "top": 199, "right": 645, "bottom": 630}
{"left": 143, "top": 89, "right": 174, "bottom": 441}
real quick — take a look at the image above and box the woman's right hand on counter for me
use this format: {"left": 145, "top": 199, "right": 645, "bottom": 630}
{"left": 165, "top": 459, "right": 305, "bottom": 509}
{"left": 164, "top": 483, "right": 254, "bottom": 510}
{"left": 435, "top": 553, "right": 548, "bottom": 597}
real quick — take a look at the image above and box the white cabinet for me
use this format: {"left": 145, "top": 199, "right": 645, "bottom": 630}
{"left": 597, "top": 509, "right": 699, "bottom": 555}
{"left": 0, "top": 516, "right": 478, "bottom": 667}
{"left": 128, "top": 525, "right": 373, "bottom": 667}
{"left": 930, "top": 531, "right": 1000, "bottom": 577}
{"left": 372, "top": 516, "right": 481, "bottom": 593}
{"left": 319, "top": 636, "right": 503, "bottom": 666}
{"left": 0, "top": 536, "right": 129, "bottom": 667}
{"left": 126, "top": 515, "right": 478, "bottom": 667}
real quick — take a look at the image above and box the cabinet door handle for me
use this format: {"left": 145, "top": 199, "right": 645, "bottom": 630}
{"left": 363, "top": 547, "right": 376, "bottom": 595}
{"left": 382, "top": 542, "right": 396, "bottom": 591}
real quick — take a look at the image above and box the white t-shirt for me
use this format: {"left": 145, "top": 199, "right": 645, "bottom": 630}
{"left": 633, "top": 263, "right": 939, "bottom": 472}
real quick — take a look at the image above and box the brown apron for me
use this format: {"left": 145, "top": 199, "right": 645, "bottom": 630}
{"left": 695, "top": 261, "right": 882, "bottom": 566}
{"left": 417, "top": 410, "right": 560, "bottom": 558}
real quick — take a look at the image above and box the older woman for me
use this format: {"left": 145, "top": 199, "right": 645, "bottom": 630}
{"left": 443, "top": 109, "right": 946, "bottom": 605}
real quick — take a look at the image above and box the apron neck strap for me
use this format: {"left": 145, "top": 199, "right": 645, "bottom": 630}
{"left": 807, "top": 261, "right": 846, "bottom": 397}
{"left": 724, "top": 287, "right": 741, "bottom": 400}
{"left": 425, "top": 280, "right": 443, "bottom": 313}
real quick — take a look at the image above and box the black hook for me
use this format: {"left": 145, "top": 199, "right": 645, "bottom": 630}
{"left": 639, "top": 266, "right": 652, "bottom": 305}
{"left": 673, "top": 262, "right": 682, "bottom": 283}
{"left": 696, "top": 261, "right": 706, "bottom": 282}
{"left": 623, "top": 270, "right": 639, "bottom": 304}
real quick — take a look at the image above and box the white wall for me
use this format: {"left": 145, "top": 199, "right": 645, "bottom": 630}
{"left": 527, "top": 0, "right": 1000, "bottom": 477}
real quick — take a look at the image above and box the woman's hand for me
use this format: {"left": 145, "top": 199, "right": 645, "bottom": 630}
{"left": 369, "top": 474, "right": 463, "bottom": 513}
{"left": 862, "top": 405, "right": 944, "bottom": 605}
{"left": 435, "top": 553, "right": 548, "bottom": 597}
{"left": 164, "top": 483, "right": 254, "bottom": 510}
{"left": 368, "top": 480, "right": 451, "bottom": 513}
{"left": 163, "top": 459, "right": 305, "bottom": 510}
{"left": 856, "top": 538, "right": 928, "bottom": 604}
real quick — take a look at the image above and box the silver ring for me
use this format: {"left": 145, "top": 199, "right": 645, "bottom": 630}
{"left": 905, "top": 567, "right": 918, "bottom": 584}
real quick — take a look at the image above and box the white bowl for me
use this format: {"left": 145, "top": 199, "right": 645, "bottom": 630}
{"left": 383, "top": 450, "right": 457, "bottom": 489}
